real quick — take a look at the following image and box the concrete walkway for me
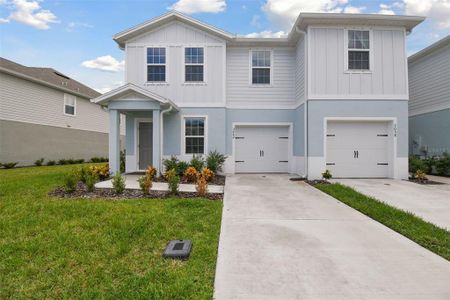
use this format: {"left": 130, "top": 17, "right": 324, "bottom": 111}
{"left": 95, "top": 174, "right": 224, "bottom": 193}
{"left": 214, "top": 174, "right": 450, "bottom": 300}
{"left": 333, "top": 178, "right": 450, "bottom": 230}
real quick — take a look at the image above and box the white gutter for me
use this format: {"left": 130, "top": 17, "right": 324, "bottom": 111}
{"left": 159, "top": 105, "right": 174, "bottom": 172}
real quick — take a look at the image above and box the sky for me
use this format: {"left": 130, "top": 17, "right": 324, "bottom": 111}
{"left": 1, "top": 0, "right": 449, "bottom": 93}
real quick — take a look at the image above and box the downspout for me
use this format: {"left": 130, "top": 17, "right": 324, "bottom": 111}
{"left": 296, "top": 27, "right": 308, "bottom": 178}
{"left": 160, "top": 104, "right": 173, "bottom": 172}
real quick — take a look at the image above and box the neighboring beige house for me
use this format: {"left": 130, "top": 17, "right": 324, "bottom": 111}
{"left": 0, "top": 57, "right": 123, "bottom": 166}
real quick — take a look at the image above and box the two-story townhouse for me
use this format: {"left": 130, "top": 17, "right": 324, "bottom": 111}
{"left": 93, "top": 11, "right": 424, "bottom": 179}
{"left": 0, "top": 57, "right": 124, "bottom": 166}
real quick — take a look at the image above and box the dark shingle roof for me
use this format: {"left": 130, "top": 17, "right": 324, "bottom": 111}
{"left": 0, "top": 57, "right": 101, "bottom": 99}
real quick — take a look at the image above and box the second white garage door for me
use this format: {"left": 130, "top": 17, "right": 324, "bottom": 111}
{"left": 234, "top": 125, "right": 289, "bottom": 173}
{"left": 326, "top": 121, "right": 392, "bottom": 178}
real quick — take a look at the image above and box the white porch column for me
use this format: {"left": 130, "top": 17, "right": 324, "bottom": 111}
{"left": 152, "top": 109, "right": 160, "bottom": 172}
{"left": 109, "top": 109, "right": 120, "bottom": 175}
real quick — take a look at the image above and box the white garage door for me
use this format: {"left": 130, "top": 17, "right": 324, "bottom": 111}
{"left": 234, "top": 126, "right": 289, "bottom": 173}
{"left": 326, "top": 121, "right": 391, "bottom": 178}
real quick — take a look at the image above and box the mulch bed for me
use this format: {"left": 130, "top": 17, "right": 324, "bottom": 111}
{"left": 153, "top": 174, "right": 226, "bottom": 186}
{"left": 49, "top": 182, "right": 223, "bottom": 200}
{"left": 305, "top": 179, "right": 331, "bottom": 186}
{"left": 408, "top": 178, "right": 445, "bottom": 185}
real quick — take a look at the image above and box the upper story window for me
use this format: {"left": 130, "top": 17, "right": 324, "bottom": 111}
{"left": 347, "top": 30, "right": 370, "bottom": 71}
{"left": 147, "top": 47, "right": 166, "bottom": 82}
{"left": 251, "top": 50, "right": 271, "bottom": 85}
{"left": 184, "top": 47, "right": 204, "bottom": 82}
{"left": 64, "top": 93, "right": 76, "bottom": 116}
{"left": 183, "top": 116, "right": 206, "bottom": 154}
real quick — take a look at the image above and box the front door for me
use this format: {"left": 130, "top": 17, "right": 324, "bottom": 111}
{"left": 139, "top": 122, "right": 153, "bottom": 170}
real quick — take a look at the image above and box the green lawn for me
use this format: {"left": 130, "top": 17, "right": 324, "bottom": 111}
{"left": 316, "top": 183, "right": 450, "bottom": 261}
{"left": 0, "top": 165, "right": 223, "bottom": 299}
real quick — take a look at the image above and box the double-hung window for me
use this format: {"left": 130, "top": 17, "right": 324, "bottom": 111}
{"left": 251, "top": 50, "right": 271, "bottom": 84}
{"left": 184, "top": 117, "right": 206, "bottom": 154}
{"left": 147, "top": 47, "right": 166, "bottom": 82}
{"left": 347, "top": 30, "right": 370, "bottom": 71}
{"left": 184, "top": 47, "right": 204, "bottom": 82}
{"left": 64, "top": 93, "right": 76, "bottom": 116}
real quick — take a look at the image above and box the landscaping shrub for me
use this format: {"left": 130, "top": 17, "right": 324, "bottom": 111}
{"left": 196, "top": 175, "right": 208, "bottom": 197}
{"left": 111, "top": 173, "right": 125, "bottom": 194}
{"left": 435, "top": 152, "right": 450, "bottom": 176}
{"left": 79, "top": 166, "right": 90, "bottom": 183}
{"left": 75, "top": 159, "right": 85, "bottom": 164}
{"left": 46, "top": 160, "right": 56, "bottom": 166}
{"left": 138, "top": 175, "right": 152, "bottom": 195}
{"left": 163, "top": 156, "right": 179, "bottom": 172}
{"left": 409, "top": 156, "right": 430, "bottom": 174}
{"left": 63, "top": 169, "right": 79, "bottom": 193}
{"left": 322, "top": 169, "right": 332, "bottom": 180}
{"left": 206, "top": 150, "right": 227, "bottom": 173}
{"left": 89, "top": 164, "right": 110, "bottom": 180}
{"left": 184, "top": 166, "right": 198, "bottom": 182}
{"left": 190, "top": 155, "right": 204, "bottom": 172}
{"left": 120, "top": 150, "right": 126, "bottom": 173}
{"left": 34, "top": 158, "right": 44, "bottom": 166}
{"left": 146, "top": 166, "right": 157, "bottom": 179}
{"left": 177, "top": 161, "right": 189, "bottom": 176}
{"left": 165, "top": 169, "right": 180, "bottom": 195}
{"left": 58, "top": 159, "right": 68, "bottom": 165}
{"left": 2, "top": 162, "right": 18, "bottom": 169}
{"left": 414, "top": 170, "right": 428, "bottom": 182}
{"left": 201, "top": 167, "right": 214, "bottom": 182}
{"left": 90, "top": 157, "right": 108, "bottom": 163}
{"left": 85, "top": 173, "right": 99, "bottom": 192}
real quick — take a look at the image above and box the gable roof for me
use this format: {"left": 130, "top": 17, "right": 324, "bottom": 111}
{"left": 408, "top": 35, "right": 450, "bottom": 63}
{"left": 0, "top": 57, "right": 100, "bottom": 99}
{"left": 114, "top": 11, "right": 425, "bottom": 48}
{"left": 91, "top": 83, "right": 179, "bottom": 110}
{"left": 114, "top": 11, "right": 234, "bottom": 49}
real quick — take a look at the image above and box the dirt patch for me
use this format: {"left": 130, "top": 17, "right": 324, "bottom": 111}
{"left": 49, "top": 182, "right": 223, "bottom": 200}
{"left": 408, "top": 178, "right": 445, "bottom": 185}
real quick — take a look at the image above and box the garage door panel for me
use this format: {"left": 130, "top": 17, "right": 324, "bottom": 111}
{"left": 326, "top": 121, "right": 391, "bottom": 178}
{"left": 235, "top": 126, "right": 289, "bottom": 173}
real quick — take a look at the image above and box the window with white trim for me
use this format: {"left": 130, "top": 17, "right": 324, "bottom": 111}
{"left": 184, "top": 117, "right": 205, "bottom": 154}
{"left": 184, "top": 47, "right": 204, "bottom": 82}
{"left": 347, "top": 30, "right": 370, "bottom": 70}
{"left": 251, "top": 50, "right": 271, "bottom": 84}
{"left": 147, "top": 47, "right": 166, "bottom": 82}
{"left": 64, "top": 93, "right": 76, "bottom": 115}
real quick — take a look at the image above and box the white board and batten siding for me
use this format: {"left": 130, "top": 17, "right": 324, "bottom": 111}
{"left": 0, "top": 72, "right": 116, "bottom": 133}
{"left": 226, "top": 47, "right": 297, "bottom": 108}
{"left": 125, "top": 21, "right": 225, "bottom": 107}
{"left": 409, "top": 42, "right": 450, "bottom": 116}
{"left": 308, "top": 27, "right": 408, "bottom": 100}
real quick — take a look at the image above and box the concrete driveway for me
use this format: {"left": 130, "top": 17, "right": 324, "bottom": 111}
{"left": 333, "top": 178, "right": 450, "bottom": 230}
{"left": 214, "top": 174, "right": 450, "bottom": 300}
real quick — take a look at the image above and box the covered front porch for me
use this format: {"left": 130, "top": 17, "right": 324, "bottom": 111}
{"left": 92, "top": 83, "right": 179, "bottom": 174}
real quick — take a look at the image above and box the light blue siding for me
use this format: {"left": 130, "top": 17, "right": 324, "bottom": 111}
{"left": 307, "top": 100, "right": 408, "bottom": 157}
{"left": 409, "top": 108, "right": 450, "bottom": 155}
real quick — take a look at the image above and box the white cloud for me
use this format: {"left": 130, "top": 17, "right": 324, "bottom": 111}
{"left": 95, "top": 81, "right": 124, "bottom": 94}
{"left": 404, "top": 0, "right": 450, "bottom": 29}
{"left": 242, "top": 30, "right": 287, "bottom": 38}
{"left": 66, "top": 21, "right": 93, "bottom": 32}
{"left": 168, "top": 0, "right": 226, "bottom": 14}
{"left": 377, "top": 3, "right": 396, "bottom": 15}
{"left": 81, "top": 56, "right": 125, "bottom": 72}
{"left": 1, "top": 0, "right": 58, "bottom": 29}
{"left": 262, "top": 0, "right": 349, "bottom": 29}
{"left": 344, "top": 5, "right": 365, "bottom": 13}
{"left": 250, "top": 15, "right": 261, "bottom": 27}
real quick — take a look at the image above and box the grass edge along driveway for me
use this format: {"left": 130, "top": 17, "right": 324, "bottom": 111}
{"left": 0, "top": 165, "right": 223, "bottom": 299}
{"left": 315, "top": 183, "right": 450, "bottom": 261}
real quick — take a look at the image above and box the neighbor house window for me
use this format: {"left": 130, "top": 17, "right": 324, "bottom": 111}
{"left": 64, "top": 93, "right": 76, "bottom": 115}
{"left": 184, "top": 117, "right": 206, "bottom": 154}
{"left": 251, "top": 50, "right": 271, "bottom": 84}
{"left": 347, "top": 30, "right": 370, "bottom": 70}
{"left": 147, "top": 47, "right": 166, "bottom": 82}
{"left": 184, "top": 47, "right": 204, "bottom": 82}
